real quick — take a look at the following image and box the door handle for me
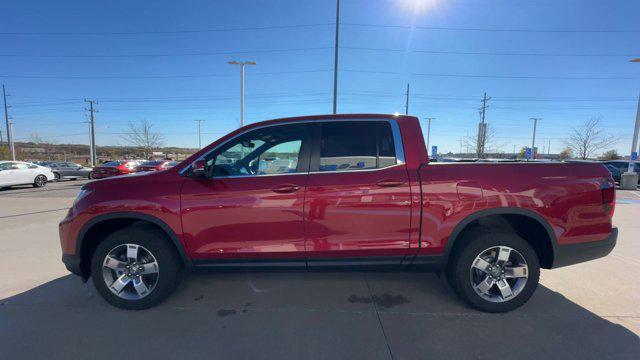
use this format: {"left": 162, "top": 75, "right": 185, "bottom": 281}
{"left": 271, "top": 184, "right": 300, "bottom": 194}
{"left": 376, "top": 179, "right": 404, "bottom": 187}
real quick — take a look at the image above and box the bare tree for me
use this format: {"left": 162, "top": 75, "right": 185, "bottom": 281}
{"left": 121, "top": 119, "right": 165, "bottom": 158}
{"left": 29, "top": 133, "right": 56, "bottom": 145}
{"left": 565, "top": 117, "right": 619, "bottom": 160}
{"left": 463, "top": 123, "right": 501, "bottom": 158}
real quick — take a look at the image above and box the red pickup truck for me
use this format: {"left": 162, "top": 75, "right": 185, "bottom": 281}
{"left": 59, "top": 114, "right": 617, "bottom": 312}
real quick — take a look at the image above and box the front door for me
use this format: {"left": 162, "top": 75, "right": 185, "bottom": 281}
{"left": 180, "top": 123, "right": 312, "bottom": 264}
{"left": 305, "top": 121, "right": 412, "bottom": 265}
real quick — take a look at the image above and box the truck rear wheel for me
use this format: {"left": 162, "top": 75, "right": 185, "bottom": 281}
{"left": 446, "top": 228, "right": 540, "bottom": 313}
{"left": 90, "top": 224, "right": 181, "bottom": 310}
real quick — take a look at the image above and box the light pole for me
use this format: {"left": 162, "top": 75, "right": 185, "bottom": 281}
{"left": 333, "top": 0, "right": 340, "bottom": 114}
{"left": 228, "top": 61, "right": 256, "bottom": 128}
{"left": 425, "top": 117, "right": 434, "bottom": 151}
{"left": 530, "top": 118, "right": 541, "bottom": 159}
{"left": 621, "top": 58, "right": 640, "bottom": 189}
{"left": 194, "top": 120, "right": 204, "bottom": 149}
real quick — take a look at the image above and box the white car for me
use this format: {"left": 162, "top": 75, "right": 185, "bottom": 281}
{"left": 0, "top": 161, "right": 55, "bottom": 189}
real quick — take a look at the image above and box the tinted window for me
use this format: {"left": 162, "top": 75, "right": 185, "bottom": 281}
{"left": 0, "top": 162, "right": 14, "bottom": 170}
{"left": 207, "top": 123, "right": 308, "bottom": 177}
{"left": 319, "top": 122, "right": 396, "bottom": 172}
{"left": 103, "top": 161, "right": 124, "bottom": 167}
{"left": 141, "top": 161, "right": 164, "bottom": 166}
{"left": 15, "top": 163, "right": 30, "bottom": 170}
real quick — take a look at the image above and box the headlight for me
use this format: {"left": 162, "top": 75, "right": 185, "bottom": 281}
{"left": 74, "top": 188, "right": 92, "bottom": 206}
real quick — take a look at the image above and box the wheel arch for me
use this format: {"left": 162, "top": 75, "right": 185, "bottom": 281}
{"left": 76, "top": 212, "right": 191, "bottom": 279}
{"left": 444, "top": 207, "right": 557, "bottom": 269}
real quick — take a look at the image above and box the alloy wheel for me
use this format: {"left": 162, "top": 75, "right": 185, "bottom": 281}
{"left": 469, "top": 246, "right": 529, "bottom": 303}
{"left": 35, "top": 175, "right": 47, "bottom": 187}
{"left": 102, "top": 243, "right": 159, "bottom": 300}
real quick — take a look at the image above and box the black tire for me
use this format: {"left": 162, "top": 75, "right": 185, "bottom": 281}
{"left": 446, "top": 227, "right": 540, "bottom": 313}
{"left": 53, "top": 172, "right": 61, "bottom": 181}
{"left": 88, "top": 172, "right": 94, "bottom": 179}
{"left": 90, "top": 224, "right": 181, "bottom": 310}
{"left": 33, "top": 174, "right": 48, "bottom": 188}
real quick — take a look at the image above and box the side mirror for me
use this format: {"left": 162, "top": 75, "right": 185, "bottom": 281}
{"left": 190, "top": 159, "right": 206, "bottom": 177}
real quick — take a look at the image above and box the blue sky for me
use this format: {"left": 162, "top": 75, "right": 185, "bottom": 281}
{"left": 1, "top": 0, "right": 639, "bottom": 155}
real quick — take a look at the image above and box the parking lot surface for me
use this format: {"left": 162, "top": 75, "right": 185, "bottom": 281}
{"left": 1, "top": 180, "right": 638, "bottom": 359}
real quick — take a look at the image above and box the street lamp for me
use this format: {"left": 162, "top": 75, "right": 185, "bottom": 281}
{"left": 228, "top": 61, "right": 256, "bottom": 128}
{"left": 621, "top": 58, "right": 640, "bottom": 189}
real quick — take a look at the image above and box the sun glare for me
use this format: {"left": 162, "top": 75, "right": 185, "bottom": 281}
{"left": 396, "top": 0, "right": 438, "bottom": 13}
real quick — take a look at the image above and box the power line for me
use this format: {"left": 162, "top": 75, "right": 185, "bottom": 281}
{"left": 0, "top": 23, "right": 334, "bottom": 36}
{"left": 341, "top": 22, "right": 640, "bottom": 33}
{"left": 0, "top": 47, "right": 332, "bottom": 58}
{"left": 7, "top": 70, "right": 634, "bottom": 80}
{"left": 2, "top": 22, "right": 637, "bottom": 36}
{"left": 0, "top": 69, "right": 330, "bottom": 79}
{"left": 342, "top": 46, "right": 640, "bottom": 57}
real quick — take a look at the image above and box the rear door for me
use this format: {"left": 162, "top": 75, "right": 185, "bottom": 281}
{"left": 14, "top": 163, "right": 35, "bottom": 184}
{"left": 304, "top": 120, "right": 412, "bottom": 265}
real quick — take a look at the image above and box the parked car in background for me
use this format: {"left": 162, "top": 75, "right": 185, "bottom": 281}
{"left": 602, "top": 161, "right": 639, "bottom": 174}
{"left": 48, "top": 162, "right": 94, "bottom": 181}
{"left": 0, "top": 161, "right": 55, "bottom": 188}
{"left": 603, "top": 163, "right": 622, "bottom": 183}
{"left": 90, "top": 160, "right": 143, "bottom": 179}
{"left": 135, "top": 160, "right": 179, "bottom": 172}
{"left": 60, "top": 114, "right": 617, "bottom": 312}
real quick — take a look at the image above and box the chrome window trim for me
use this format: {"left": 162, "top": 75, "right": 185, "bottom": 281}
{"left": 179, "top": 118, "right": 406, "bottom": 177}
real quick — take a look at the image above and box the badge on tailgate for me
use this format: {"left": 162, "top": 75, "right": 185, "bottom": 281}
{"left": 456, "top": 181, "right": 484, "bottom": 200}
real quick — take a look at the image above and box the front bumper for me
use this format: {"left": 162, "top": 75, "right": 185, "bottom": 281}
{"left": 552, "top": 227, "right": 617, "bottom": 268}
{"left": 62, "top": 253, "right": 84, "bottom": 278}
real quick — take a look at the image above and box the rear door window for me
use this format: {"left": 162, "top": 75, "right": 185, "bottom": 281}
{"left": 317, "top": 121, "right": 397, "bottom": 172}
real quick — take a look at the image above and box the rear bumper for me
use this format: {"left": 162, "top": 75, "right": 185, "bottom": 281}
{"left": 552, "top": 227, "right": 617, "bottom": 268}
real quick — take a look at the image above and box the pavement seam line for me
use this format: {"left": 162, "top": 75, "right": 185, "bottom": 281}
{"left": 364, "top": 274, "right": 395, "bottom": 360}
{"left": 0, "top": 208, "right": 69, "bottom": 219}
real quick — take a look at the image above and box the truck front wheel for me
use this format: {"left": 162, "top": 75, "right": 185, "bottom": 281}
{"left": 446, "top": 228, "right": 540, "bottom": 313}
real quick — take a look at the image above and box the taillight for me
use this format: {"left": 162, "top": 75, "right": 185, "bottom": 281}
{"left": 601, "top": 178, "right": 615, "bottom": 218}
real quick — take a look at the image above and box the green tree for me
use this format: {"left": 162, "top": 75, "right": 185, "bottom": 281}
{"left": 558, "top": 148, "right": 573, "bottom": 161}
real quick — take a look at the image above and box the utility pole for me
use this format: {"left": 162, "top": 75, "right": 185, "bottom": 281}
{"left": 3, "top": 84, "right": 15, "bottom": 160}
{"left": 530, "top": 118, "right": 541, "bottom": 159}
{"left": 424, "top": 117, "right": 434, "bottom": 150}
{"left": 477, "top": 92, "right": 490, "bottom": 158}
{"left": 229, "top": 61, "right": 256, "bottom": 128}
{"left": 194, "top": 120, "right": 205, "bottom": 149}
{"left": 332, "top": 0, "right": 340, "bottom": 114}
{"left": 85, "top": 99, "right": 97, "bottom": 166}
{"left": 404, "top": 83, "right": 410, "bottom": 115}
{"left": 548, "top": 139, "right": 551, "bottom": 155}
